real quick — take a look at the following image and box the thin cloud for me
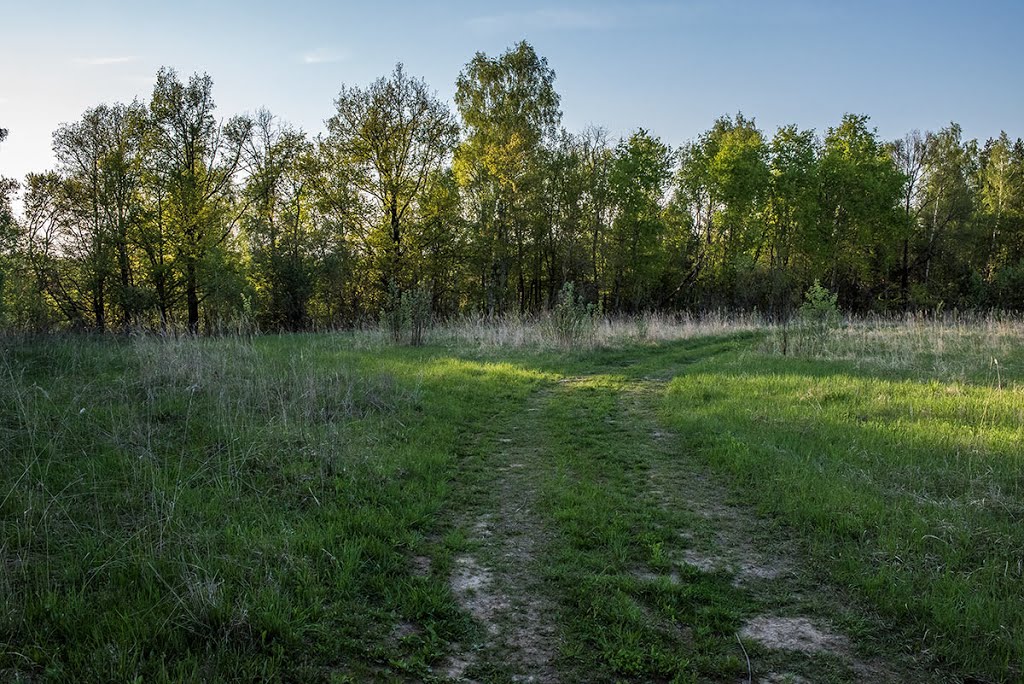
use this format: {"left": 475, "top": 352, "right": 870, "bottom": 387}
{"left": 72, "top": 56, "right": 139, "bottom": 66}
{"left": 301, "top": 48, "right": 348, "bottom": 65}
{"left": 466, "top": 8, "right": 617, "bottom": 33}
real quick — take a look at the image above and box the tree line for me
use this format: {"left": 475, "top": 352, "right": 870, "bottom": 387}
{"left": 0, "top": 41, "right": 1022, "bottom": 333}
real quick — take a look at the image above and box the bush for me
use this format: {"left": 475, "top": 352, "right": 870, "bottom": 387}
{"left": 406, "top": 287, "right": 432, "bottom": 347}
{"left": 547, "top": 282, "right": 599, "bottom": 348}
{"left": 768, "top": 280, "right": 843, "bottom": 356}
{"left": 382, "top": 284, "right": 433, "bottom": 346}
{"left": 793, "top": 280, "right": 841, "bottom": 354}
{"left": 799, "top": 279, "right": 841, "bottom": 328}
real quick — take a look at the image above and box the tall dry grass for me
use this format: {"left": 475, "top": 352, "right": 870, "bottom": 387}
{"left": 761, "top": 311, "right": 1024, "bottom": 386}
{"left": 411, "top": 311, "right": 767, "bottom": 350}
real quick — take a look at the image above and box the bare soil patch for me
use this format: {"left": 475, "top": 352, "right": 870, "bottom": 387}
{"left": 740, "top": 616, "right": 849, "bottom": 655}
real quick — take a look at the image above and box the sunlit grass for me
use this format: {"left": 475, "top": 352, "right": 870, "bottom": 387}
{"left": 2, "top": 318, "right": 1022, "bottom": 681}
{"left": 663, "top": 331, "right": 1024, "bottom": 679}
{"left": 0, "top": 334, "right": 543, "bottom": 680}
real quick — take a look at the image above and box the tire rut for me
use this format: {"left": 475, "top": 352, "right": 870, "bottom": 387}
{"left": 624, "top": 377, "right": 929, "bottom": 683}
{"left": 442, "top": 386, "right": 561, "bottom": 683}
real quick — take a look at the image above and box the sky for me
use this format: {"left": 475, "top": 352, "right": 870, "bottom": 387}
{"left": 1, "top": 0, "right": 1022, "bottom": 189}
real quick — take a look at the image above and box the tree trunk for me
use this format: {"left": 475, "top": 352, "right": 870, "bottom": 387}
{"left": 186, "top": 260, "right": 200, "bottom": 334}
{"left": 118, "top": 237, "right": 132, "bottom": 329}
{"left": 93, "top": 276, "right": 106, "bottom": 333}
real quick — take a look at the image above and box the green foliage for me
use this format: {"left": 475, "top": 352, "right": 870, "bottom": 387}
{"left": 778, "top": 279, "right": 843, "bottom": 355}
{"left": 546, "top": 281, "right": 598, "bottom": 348}
{"left": 242, "top": 110, "right": 316, "bottom": 331}
{"left": 454, "top": 41, "right": 561, "bottom": 316}
{"left": 148, "top": 67, "right": 253, "bottom": 333}
{"left": 799, "top": 279, "right": 841, "bottom": 328}
{"left": 382, "top": 284, "right": 433, "bottom": 346}
{"left": 5, "top": 48, "right": 1024, "bottom": 332}
{"left": 0, "top": 176, "right": 17, "bottom": 323}
{"left": 454, "top": 40, "right": 561, "bottom": 189}
{"left": 326, "top": 64, "right": 458, "bottom": 302}
{"left": 676, "top": 113, "right": 771, "bottom": 304}
{"left": 608, "top": 129, "right": 673, "bottom": 311}
{"left": 818, "top": 115, "right": 907, "bottom": 307}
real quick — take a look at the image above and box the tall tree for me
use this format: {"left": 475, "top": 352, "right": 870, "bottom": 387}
{"left": 408, "top": 167, "right": 468, "bottom": 315}
{"left": 575, "top": 127, "right": 614, "bottom": 296}
{"left": 817, "top": 114, "right": 904, "bottom": 307}
{"left": 916, "top": 125, "right": 978, "bottom": 301}
{"left": 53, "top": 103, "right": 148, "bottom": 329}
{"left": 52, "top": 108, "right": 113, "bottom": 330}
{"left": 539, "top": 129, "right": 600, "bottom": 304}
{"left": 978, "top": 133, "right": 1024, "bottom": 280}
{"left": 454, "top": 41, "right": 561, "bottom": 314}
{"left": 607, "top": 129, "right": 673, "bottom": 311}
{"left": 147, "top": 67, "right": 252, "bottom": 332}
{"left": 242, "top": 110, "right": 315, "bottom": 330}
{"left": 325, "top": 64, "right": 458, "bottom": 301}
{"left": 891, "top": 130, "right": 930, "bottom": 308}
{"left": 0, "top": 128, "right": 17, "bottom": 322}
{"left": 763, "top": 125, "right": 820, "bottom": 315}
{"left": 676, "top": 114, "right": 770, "bottom": 305}
{"left": 22, "top": 172, "right": 89, "bottom": 327}
{"left": 302, "top": 137, "right": 365, "bottom": 325}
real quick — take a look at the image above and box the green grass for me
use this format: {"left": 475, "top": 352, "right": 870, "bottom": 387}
{"left": 0, "top": 335, "right": 546, "bottom": 681}
{"left": 660, "top": 330, "right": 1024, "bottom": 681}
{"left": 0, "top": 324, "right": 1020, "bottom": 681}
{"left": 514, "top": 373, "right": 745, "bottom": 681}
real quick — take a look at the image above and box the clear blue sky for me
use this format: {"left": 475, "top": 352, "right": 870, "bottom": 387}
{"left": 1, "top": 0, "right": 1022, "bottom": 185}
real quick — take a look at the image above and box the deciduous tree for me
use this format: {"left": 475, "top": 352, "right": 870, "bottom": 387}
{"left": 325, "top": 64, "right": 458, "bottom": 301}
{"left": 147, "top": 67, "right": 252, "bottom": 332}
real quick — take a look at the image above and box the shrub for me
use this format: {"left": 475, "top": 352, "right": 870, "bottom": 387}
{"left": 382, "top": 284, "right": 406, "bottom": 344}
{"left": 799, "top": 280, "right": 841, "bottom": 329}
{"left": 406, "top": 286, "right": 432, "bottom": 347}
{"left": 767, "top": 280, "right": 842, "bottom": 356}
{"left": 382, "top": 284, "right": 433, "bottom": 346}
{"left": 790, "top": 280, "right": 841, "bottom": 354}
{"left": 547, "top": 282, "right": 599, "bottom": 349}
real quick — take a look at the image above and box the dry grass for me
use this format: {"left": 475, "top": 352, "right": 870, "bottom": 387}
{"left": 408, "top": 311, "right": 767, "bottom": 350}
{"left": 761, "top": 312, "right": 1024, "bottom": 386}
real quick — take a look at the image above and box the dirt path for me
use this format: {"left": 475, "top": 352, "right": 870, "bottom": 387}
{"left": 625, "top": 377, "right": 925, "bottom": 683}
{"left": 438, "top": 347, "right": 933, "bottom": 682}
{"left": 442, "top": 387, "right": 561, "bottom": 683}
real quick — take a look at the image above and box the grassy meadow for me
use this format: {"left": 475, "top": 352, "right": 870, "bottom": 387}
{"left": 0, "top": 316, "right": 1021, "bottom": 682}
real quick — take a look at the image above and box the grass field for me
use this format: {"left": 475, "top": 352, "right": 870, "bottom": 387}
{"left": 0, "top": 318, "right": 1021, "bottom": 682}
